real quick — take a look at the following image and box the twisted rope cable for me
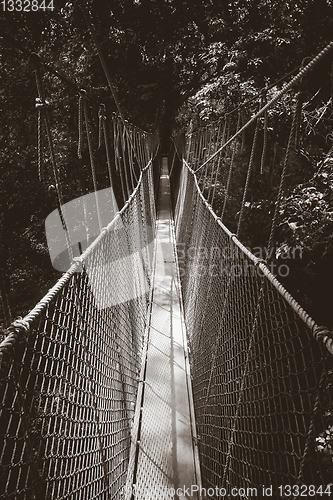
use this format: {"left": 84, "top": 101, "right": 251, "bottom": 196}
{"left": 113, "top": 116, "right": 127, "bottom": 203}
{"left": 185, "top": 159, "right": 333, "bottom": 356}
{"left": 209, "top": 118, "right": 229, "bottom": 205}
{"left": 0, "top": 318, "right": 30, "bottom": 371}
{"left": 294, "top": 91, "right": 304, "bottom": 150}
{"left": 79, "top": 0, "right": 142, "bottom": 169}
{"left": 266, "top": 95, "right": 299, "bottom": 255}
{"left": 81, "top": 97, "right": 103, "bottom": 232}
{"left": 99, "top": 106, "right": 118, "bottom": 211}
{"left": 36, "top": 102, "right": 43, "bottom": 181}
{"left": 77, "top": 94, "right": 84, "bottom": 159}
{"left": 236, "top": 116, "right": 260, "bottom": 237}
{"left": 260, "top": 93, "right": 268, "bottom": 175}
{"left": 34, "top": 59, "right": 74, "bottom": 264}
{"left": 0, "top": 161, "right": 150, "bottom": 365}
{"left": 220, "top": 111, "right": 241, "bottom": 221}
{"left": 208, "top": 120, "right": 224, "bottom": 205}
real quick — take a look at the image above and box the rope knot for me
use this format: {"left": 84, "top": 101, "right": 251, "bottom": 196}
{"left": 255, "top": 258, "right": 267, "bottom": 267}
{"left": 313, "top": 325, "right": 333, "bottom": 355}
{"left": 35, "top": 97, "right": 50, "bottom": 109}
{"left": 0, "top": 318, "right": 30, "bottom": 370}
{"left": 72, "top": 256, "right": 84, "bottom": 273}
{"left": 98, "top": 104, "right": 106, "bottom": 120}
{"left": 12, "top": 318, "right": 30, "bottom": 334}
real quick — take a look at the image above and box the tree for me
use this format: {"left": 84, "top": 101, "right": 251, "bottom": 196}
{"left": 0, "top": 0, "right": 332, "bottom": 324}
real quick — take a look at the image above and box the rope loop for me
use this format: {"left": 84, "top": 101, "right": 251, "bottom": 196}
{"left": 0, "top": 318, "right": 30, "bottom": 370}
{"left": 98, "top": 103, "right": 106, "bottom": 120}
{"left": 35, "top": 97, "right": 50, "bottom": 109}
{"left": 313, "top": 325, "right": 333, "bottom": 355}
{"left": 72, "top": 256, "right": 84, "bottom": 272}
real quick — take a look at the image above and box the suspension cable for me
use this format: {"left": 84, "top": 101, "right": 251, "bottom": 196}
{"left": 266, "top": 95, "right": 299, "bottom": 255}
{"left": 220, "top": 110, "right": 241, "bottom": 220}
{"left": 236, "top": 112, "right": 260, "bottom": 237}
{"left": 81, "top": 96, "right": 103, "bottom": 232}
{"left": 34, "top": 57, "right": 74, "bottom": 264}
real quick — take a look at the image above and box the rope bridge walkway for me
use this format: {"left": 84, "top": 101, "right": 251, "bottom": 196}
{"left": 1, "top": 40, "right": 333, "bottom": 499}
{"left": 125, "top": 158, "right": 200, "bottom": 499}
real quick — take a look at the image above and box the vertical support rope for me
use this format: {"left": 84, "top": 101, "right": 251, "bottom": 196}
{"left": 113, "top": 116, "right": 127, "bottom": 203}
{"left": 127, "top": 124, "right": 138, "bottom": 185}
{"left": 236, "top": 116, "right": 260, "bottom": 237}
{"left": 121, "top": 122, "right": 132, "bottom": 197}
{"left": 99, "top": 105, "right": 118, "bottom": 212}
{"left": 77, "top": 94, "right": 84, "bottom": 159}
{"left": 208, "top": 120, "right": 225, "bottom": 205}
{"left": 294, "top": 364, "right": 328, "bottom": 492}
{"left": 202, "top": 125, "right": 214, "bottom": 189}
{"left": 34, "top": 58, "right": 74, "bottom": 265}
{"left": 82, "top": 96, "right": 103, "bottom": 232}
{"left": 79, "top": 0, "right": 142, "bottom": 169}
{"left": 220, "top": 111, "right": 241, "bottom": 221}
{"left": 260, "top": 92, "right": 268, "bottom": 175}
{"left": 195, "top": 40, "right": 333, "bottom": 174}
{"left": 266, "top": 97, "right": 299, "bottom": 255}
{"left": 36, "top": 103, "right": 43, "bottom": 181}
{"left": 294, "top": 90, "right": 304, "bottom": 150}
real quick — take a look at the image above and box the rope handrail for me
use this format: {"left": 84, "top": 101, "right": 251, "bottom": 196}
{"left": 183, "top": 158, "right": 333, "bottom": 356}
{"left": 0, "top": 148, "right": 157, "bottom": 499}
{"left": 0, "top": 159, "right": 153, "bottom": 365}
{"left": 171, "top": 150, "right": 333, "bottom": 493}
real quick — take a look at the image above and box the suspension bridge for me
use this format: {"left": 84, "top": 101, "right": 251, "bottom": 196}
{"left": 1, "top": 37, "right": 333, "bottom": 500}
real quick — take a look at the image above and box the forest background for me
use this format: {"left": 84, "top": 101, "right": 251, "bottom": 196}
{"left": 0, "top": 0, "right": 333, "bottom": 335}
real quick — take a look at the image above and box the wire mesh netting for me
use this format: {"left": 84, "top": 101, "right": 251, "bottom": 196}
{"left": 0, "top": 161, "right": 156, "bottom": 500}
{"left": 171, "top": 161, "right": 333, "bottom": 497}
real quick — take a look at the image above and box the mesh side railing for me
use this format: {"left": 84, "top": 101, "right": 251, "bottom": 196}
{"left": 0, "top": 162, "right": 156, "bottom": 500}
{"left": 172, "top": 161, "right": 333, "bottom": 497}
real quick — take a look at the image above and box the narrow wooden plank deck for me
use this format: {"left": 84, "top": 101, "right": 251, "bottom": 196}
{"left": 125, "top": 158, "right": 200, "bottom": 500}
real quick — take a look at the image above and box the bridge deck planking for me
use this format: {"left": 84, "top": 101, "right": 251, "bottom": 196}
{"left": 132, "top": 157, "right": 200, "bottom": 499}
